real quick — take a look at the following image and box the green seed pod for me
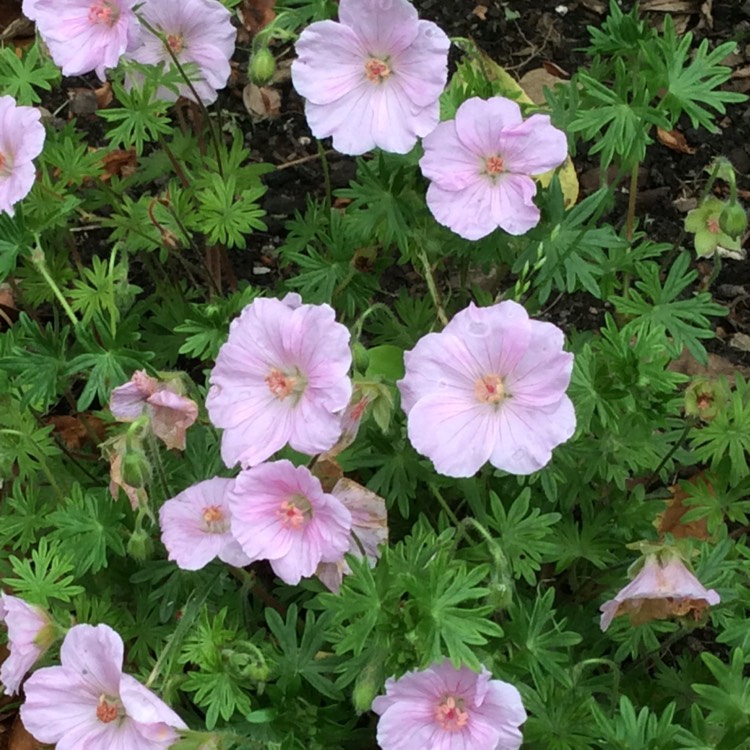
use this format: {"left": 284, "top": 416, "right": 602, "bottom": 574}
{"left": 352, "top": 343, "right": 369, "bottom": 374}
{"left": 249, "top": 47, "right": 276, "bottom": 86}
{"left": 719, "top": 203, "right": 748, "bottom": 240}
{"left": 120, "top": 449, "right": 151, "bottom": 489}
{"left": 127, "top": 526, "right": 153, "bottom": 562}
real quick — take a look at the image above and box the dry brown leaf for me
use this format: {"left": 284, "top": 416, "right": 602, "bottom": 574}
{"left": 518, "top": 68, "right": 569, "bottom": 105}
{"left": 700, "top": 0, "right": 713, "bottom": 27}
{"left": 580, "top": 0, "right": 606, "bottom": 12}
{"left": 655, "top": 474, "right": 711, "bottom": 541}
{"left": 94, "top": 81, "right": 113, "bottom": 109}
{"left": 8, "top": 717, "right": 45, "bottom": 750}
{"left": 668, "top": 347, "right": 750, "bottom": 379}
{"left": 642, "top": 0, "right": 698, "bottom": 11}
{"left": 46, "top": 413, "right": 106, "bottom": 451}
{"left": 240, "top": 0, "right": 276, "bottom": 36}
{"left": 101, "top": 148, "right": 137, "bottom": 181}
{"left": 542, "top": 60, "right": 570, "bottom": 79}
{"left": 242, "top": 83, "right": 281, "bottom": 121}
{"left": 311, "top": 456, "right": 344, "bottom": 493}
{"left": 730, "top": 332, "right": 750, "bottom": 352}
{"left": 471, "top": 4, "right": 488, "bottom": 20}
{"left": 656, "top": 127, "right": 696, "bottom": 155}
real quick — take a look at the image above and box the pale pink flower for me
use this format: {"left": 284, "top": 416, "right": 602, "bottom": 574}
{"left": 372, "top": 660, "right": 527, "bottom": 750}
{"left": 159, "top": 477, "right": 251, "bottom": 571}
{"left": 125, "top": 0, "right": 236, "bottom": 104}
{"left": 22, "top": 0, "right": 38, "bottom": 20}
{"left": 34, "top": 0, "right": 138, "bottom": 79}
{"left": 207, "top": 294, "right": 353, "bottom": 468}
{"left": 0, "top": 594, "right": 55, "bottom": 696}
{"left": 600, "top": 553, "right": 721, "bottom": 632}
{"left": 398, "top": 301, "right": 575, "bottom": 478}
{"left": 420, "top": 96, "right": 568, "bottom": 239}
{"left": 292, "top": 0, "right": 450, "bottom": 155}
{"left": 20, "top": 624, "right": 186, "bottom": 749}
{"left": 316, "top": 477, "right": 388, "bottom": 592}
{"left": 229, "top": 460, "right": 352, "bottom": 585}
{"left": 0, "top": 96, "right": 45, "bottom": 216}
{"left": 110, "top": 370, "right": 198, "bottom": 451}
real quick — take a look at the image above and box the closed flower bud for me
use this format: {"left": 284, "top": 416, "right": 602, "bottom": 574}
{"left": 719, "top": 203, "right": 748, "bottom": 239}
{"left": 684, "top": 377, "right": 729, "bottom": 422}
{"left": 249, "top": 47, "right": 276, "bottom": 86}
{"left": 352, "top": 342, "right": 369, "bottom": 374}
{"left": 352, "top": 656, "right": 386, "bottom": 713}
{"left": 120, "top": 449, "right": 151, "bottom": 489}
{"left": 127, "top": 526, "right": 153, "bottom": 561}
{"left": 224, "top": 643, "right": 269, "bottom": 683}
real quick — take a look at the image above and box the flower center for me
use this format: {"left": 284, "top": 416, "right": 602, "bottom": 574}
{"left": 202, "top": 505, "right": 229, "bottom": 534}
{"left": 167, "top": 34, "right": 185, "bottom": 54}
{"left": 0, "top": 151, "right": 8, "bottom": 178}
{"left": 88, "top": 0, "right": 119, "bottom": 26}
{"left": 265, "top": 368, "right": 305, "bottom": 401}
{"left": 277, "top": 494, "right": 312, "bottom": 530}
{"left": 435, "top": 695, "right": 469, "bottom": 732}
{"left": 475, "top": 374, "right": 505, "bottom": 405}
{"left": 484, "top": 155, "right": 505, "bottom": 177}
{"left": 707, "top": 217, "right": 721, "bottom": 234}
{"left": 96, "top": 695, "right": 122, "bottom": 724}
{"left": 365, "top": 57, "right": 391, "bottom": 83}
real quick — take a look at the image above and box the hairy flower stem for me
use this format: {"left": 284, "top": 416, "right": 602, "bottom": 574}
{"left": 30, "top": 243, "right": 79, "bottom": 328}
{"left": 146, "top": 432, "right": 170, "bottom": 507}
{"left": 418, "top": 249, "right": 449, "bottom": 327}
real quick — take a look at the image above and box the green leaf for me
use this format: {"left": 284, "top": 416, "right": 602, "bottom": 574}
{"left": 0, "top": 44, "right": 59, "bottom": 105}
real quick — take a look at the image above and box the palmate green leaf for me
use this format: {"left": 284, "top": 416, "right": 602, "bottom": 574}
{"left": 591, "top": 696, "right": 685, "bottom": 750}
{"left": 182, "top": 669, "right": 253, "bottom": 730}
{"left": 612, "top": 253, "right": 726, "bottom": 363}
{"left": 41, "top": 123, "right": 104, "bottom": 186}
{"left": 0, "top": 482, "right": 48, "bottom": 553}
{"left": 0, "top": 44, "right": 59, "bottom": 105}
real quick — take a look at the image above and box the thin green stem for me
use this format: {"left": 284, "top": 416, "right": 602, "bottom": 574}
{"left": 352, "top": 302, "right": 401, "bottom": 344}
{"left": 146, "top": 432, "right": 170, "bottom": 507}
{"left": 30, "top": 245, "right": 79, "bottom": 328}
{"left": 429, "top": 484, "right": 462, "bottom": 528}
{"left": 418, "top": 248, "right": 449, "bottom": 327}
{"left": 645, "top": 420, "right": 695, "bottom": 490}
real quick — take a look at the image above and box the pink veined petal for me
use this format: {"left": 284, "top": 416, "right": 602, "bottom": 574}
{"left": 454, "top": 97, "right": 523, "bottom": 156}
{"left": 0, "top": 104, "right": 44, "bottom": 163}
{"left": 420, "top": 120, "right": 482, "bottom": 191}
{"left": 119, "top": 673, "right": 187, "bottom": 729}
{"left": 132, "top": 720, "right": 183, "bottom": 749}
{"left": 375, "top": 701, "right": 441, "bottom": 750}
{"left": 311, "top": 494, "right": 352, "bottom": 564}
{"left": 504, "top": 320, "right": 574, "bottom": 407}
{"left": 0, "top": 162, "right": 37, "bottom": 215}
{"left": 289, "top": 396, "right": 345, "bottom": 456}
{"left": 476, "top": 680, "right": 527, "bottom": 740}
{"left": 147, "top": 389, "right": 199, "bottom": 451}
{"left": 407, "top": 392, "right": 498, "bottom": 478}
{"left": 498, "top": 114, "right": 568, "bottom": 176}
{"left": 60, "top": 624, "right": 123, "bottom": 695}
{"left": 490, "top": 174, "right": 542, "bottom": 236}
{"left": 368, "top": 83, "right": 435, "bottom": 153}
{"left": 490, "top": 396, "right": 576, "bottom": 475}
{"left": 110, "top": 381, "right": 147, "bottom": 421}
{"left": 292, "top": 20, "right": 368, "bottom": 105}
{"left": 218, "top": 538, "right": 253, "bottom": 567}
{"left": 599, "top": 600, "right": 620, "bottom": 632}
{"left": 425, "top": 179, "right": 501, "bottom": 241}
{"left": 338, "top": 0, "right": 420, "bottom": 55}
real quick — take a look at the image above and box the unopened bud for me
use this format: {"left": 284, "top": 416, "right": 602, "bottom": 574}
{"left": 224, "top": 643, "right": 270, "bottom": 683}
{"left": 352, "top": 656, "right": 386, "bottom": 713}
{"left": 684, "top": 377, "right": 729, "bottom": 422}
{"left": 121, "top": 449, "right": 151, "bottom": 488}
{"left": 127, "top": 526, "right": 153, "bottom": 561}
{"left": 352, "top": 343, "right": 369, "bottom": 374}
{"left": 719, "top": 203, "right": 748, "bottom": 239}
{"left": 249, "top": 47, "right": 276, "bottom": 86}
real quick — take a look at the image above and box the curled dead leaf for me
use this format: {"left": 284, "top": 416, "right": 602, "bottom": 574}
{"left": 101, "top": 148, "right": 137, "bottom": 181}
{"left": 239, "top": 0, "right": 276, "bottom": 36}
{"left": 242, "top": 83, "right": 281, "bottom": 121}
{"left": 471, "top": 4, "right": 488, "bottom": 20}
{"left": 655, "top": 474, "right": 711, "bottom": 541}
{"left": 656, "top": 127, "right": 696, "bottom": 155}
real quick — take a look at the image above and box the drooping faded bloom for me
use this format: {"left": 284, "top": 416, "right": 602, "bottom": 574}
{"left": 600, "top": 553, "right": 721, "bottom": 632}
{"left": 292, "top": 0, "right": 450, "bottom": 155}
{"left": 373, "top": 660, "right": 527, "bottom": 750}
{"left": 33, "top": 0, "right": 138, "bottom": 78}
{"left": 0, "top": 96, "right": 45, "bottom": 216}
{"left": 0, "top": 594, "right": 56, "bottom": 696}
{"left": 207, "top": 294, "right": 353, "bottom": 468}
{"left": 398, "top": 301, "right": 575, "bottom": 478}
{"left": 420, "top": 96, "right": 568, "bottom": 239}
{"left": 125, "top": 0, "right": 235, "bottom": 104}
{"left": 229, "top": 460, "right": 352, "bottom": 585}
{"left": 110, "top": 370, "right": 198, "bottom": 451}
{"left": 20, "top": 624, "right": 186, "bottom": 749}
{"left": 316, "top": 477, "right": 388, "bottom": 592}
{"left": 159, "top": 477, "right": 251, "bottom": 571}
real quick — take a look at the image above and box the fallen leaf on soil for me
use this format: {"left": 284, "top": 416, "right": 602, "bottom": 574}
{"left": 94, "top": 81, "right": 113, "bottom": 109}
{"left": 542, "top": 60, "right": 570, "bottom": 78}
{"left": 518, "top": 68, "right": 569, "bottom": 105}
{"left": 101, "top": 148, "right": 137, "bottom": 180}
{"left": 8, "top": 717, "right": 44, "bottom": 750}
{"left": 668, "top": 347, "right": 750, "bottom": 378}
{"left": 46, "top": 414, "right": 106, "bottom": 451}
{"left": 243, "top": 83, "right": 281, "bottom": 121}
{"left": 641, "top": 0, "right": 699, "bottom": 11}
{"left": 655, "top": 474, "right": 711, "bottom": 541}
{"left": 656, "top": 127, "right": 696, "bottom": 154}
{"left": 580, "top": 0, "right": 606, "bottom": 11}
{"left": 239, "top": 0, "right": 276, "bottom": 36}
{"left": 471, "top": 4, "right": 488, "bottom": 20}
{"left": 729, "top": 332, "right": 750, "bottom": 352}
{"left": 700, "top": 0, "right": 713, "bottom": 27}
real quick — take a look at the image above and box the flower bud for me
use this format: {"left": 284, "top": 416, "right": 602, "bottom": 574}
{"left": 224, "top": 642, "right": 270, "bottom": 683}
{"left": 684, "top": 377, "right": 729, "bottom": 422}
{"left": 719, "top": 203, "right": 748, "bottom": 240}
{"left": 120, "top": 449, "right": 151, "bottom": 489}
{"left": 127, "top": 526, "right": 153, "bottom": 561}
{"left": 249, "top": 47, "right": 276, "bottom": 86}
{"left": 352, "top": 655, "right": 386, "bottom": 713}
{"left": 352, "top": 342, "right": 369, "bottom": 373}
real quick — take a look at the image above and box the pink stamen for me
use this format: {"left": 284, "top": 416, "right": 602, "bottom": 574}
{"left": 202, "top": 505, "right": 228, "bottom": 533}
{"left": 484, "top": 155, "right": 505, "bottom": 176}
{"left": 266, "top": 368, "right": 298, "bottom": 400}
{"left": 167, "top": 34, "right": 184, "bottom": 54}
{"left": 707, "top": 217, "right": 721, "bottom": 234}
{"left": 475, "top": 374, "right": 505, "bottom": 405}
{"left": 277, "top": 496, "right": 311, "bottom": 530}
{"left": 88, "top": 0, "right": 118, "bottom": 26}
{"left": 365, "top": 58, "right": 391, "bottom": 83}
{"left": 435, "top": 695, "right": 469, "bottom": 732}
{"left": 96, "top": 696, "right": 120, "bottom": 724}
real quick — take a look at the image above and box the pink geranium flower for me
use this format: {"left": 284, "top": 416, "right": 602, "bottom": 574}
{"left": 207, "top": 294, "right": 353, "bottom": 468}
{"left": 420, "top": 96, "right": 568, "bottom": 239}
{"left": 372, "top": 660, "right": 527, "bottom": 750}
{"left": 125, "top": 0, "right": 235, "bottom": 104}
{"left": 292, "top": 0, "right": 450, "bottom": 155}
{"left": 600, "top": 553, "right": 721, "bottom": 632}
{"left": 0, "top": 96, "right": 45, "bottom": 216}
{"left": 34, "top": 0, "right": 138, "bottom": 78}
{"left": 0, "top": 594, "right": 56, "bottom": 696}
{"left": 159, "top": 477, "right": 251, "bottom": 571}
{"left": 229, "top": 460, "right": 352, "bottom": 585}
{"left": 20, "top": 624, "right": 186, "bottom": 749}
{"left": 398, "top": 301, "right": 575, "bottom": 478}
{"left": 110, "top": 370, "right": 198, "bottom": 451}
{"left": 21, "top": 0, "right": 38, "bottom": 20}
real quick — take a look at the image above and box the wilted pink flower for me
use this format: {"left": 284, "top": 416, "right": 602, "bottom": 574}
{"left": 600, "top": 553, "right": 721, "bottom": 632}
{"left": 292, "top": 0, "right": 450, "bottom": 155}
{"left": 21, "top": 624, "right": 186, "bottom": 749}
{"left": 34, "top": 0, "right": 138, "bottom": 79}
{"left": 110, "top": 370, "right": 198, "bottom": 451}
{"left": 398, "top": 301, "right": 575, "bottom": 477}
{"left": 0, "top": 96, "right": 45, "bottom": 216}
{"left": 125, "top": 0, "right": 235, "bottom": 104}
{"left": 316, "top": 477, "right": 388, "bottom": 592}
{"left": 159, "top": 477, "right": 251, "bottom": 571}
{"left": 0, "top": 594, "right": 56, "bottom": 696}
{"left": 372, "top": 660, "right": 527, "bottom": 750}
{"left": 420, "top": 96, "right": 568, "bottom": 239}
{"left": 229, "top": 460, "right": 352, "bottom": 585}
{"left": 207, "top": 294, "right": 352, "bottom": 468}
